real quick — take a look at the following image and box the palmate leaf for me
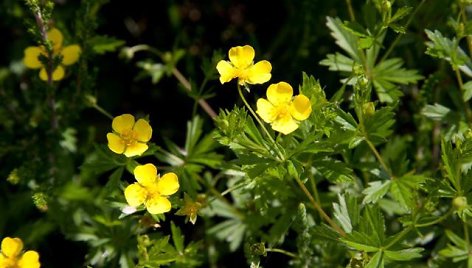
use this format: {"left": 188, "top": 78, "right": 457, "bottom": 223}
{"left": 425, "top": 29, "right": 472, "bottom": 76}
{"left": 313, "top": 158, "right": 355, "bottom": 183}
{"left": 390, "top": 174, "right": 427, "bottom": 211}
{"left": 326, "top": 16, "right": 361, "bottom": 61}
{"left": 364, "top": 106, "right": 395, "bottom": 144}
{"left": 371, "top": 58, "right": 423, "bottom": 103}
{"left": 362, "top": 180, "right": 392, "bottom": 205}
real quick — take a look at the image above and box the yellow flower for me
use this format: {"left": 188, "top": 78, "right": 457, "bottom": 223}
{"left": 216, "top": 45, "right": 272, "bottom": 85}
{"left": 256, "top": 82, "right": 312, "bottom": 135}
{"left": 0, "top": 237, "right": 40, "bottom": 268}
{"left": 124, "top": 163, "right": 180, "bottom": 214}
{"left": 106, "top": 114, "right": 152, "bottom": 157}
{"left": 23, "top": 28, "right": 81, "bottom": 81}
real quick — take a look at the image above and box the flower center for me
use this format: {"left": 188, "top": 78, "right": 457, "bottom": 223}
{"left": 235, "top": 68, "right": 249, "bottom": 84}
{"left": 120, "top": 129, "right": 138, "bottom": 146}
{"left": 274, "top": 104, "right": 290, "bottom": 121}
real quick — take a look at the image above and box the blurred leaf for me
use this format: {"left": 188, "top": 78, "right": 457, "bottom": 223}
{"left": 421, "top": 103, "right": 451, "bottom": 121}
{"left": 89, "top": 35, "right": 125, "bottom": 54}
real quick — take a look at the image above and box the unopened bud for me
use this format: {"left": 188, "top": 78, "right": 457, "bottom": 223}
{"left": 362, "top": 102, "right": 376, "bottom": 116}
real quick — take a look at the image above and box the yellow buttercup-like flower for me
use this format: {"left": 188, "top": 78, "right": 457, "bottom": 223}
{"left": 23, "top": 28, "right": 81, "bottom": 81}
{"left": 107, "top": 114, "right": 152, "bottom": 157}
{"left": 216, "top": 45, "right": 272, "bottom": 85}
{"left": 0, "top": 237, "right": 41, "bottom": 268}
{"left": 256, "top": 82, "right": 312, "bottom": 135}
{"left": 124, "top": 163, "right": 180, "bottom": 214}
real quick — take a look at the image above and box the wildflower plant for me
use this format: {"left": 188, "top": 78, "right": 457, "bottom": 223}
{"left": 5, "top": 0, "right": 472, "bottom": 267}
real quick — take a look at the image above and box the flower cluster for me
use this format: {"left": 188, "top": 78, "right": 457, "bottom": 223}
{"left": 107, "top": 114, "right": 152, "bottom": 157}
{"left": 217, "top": 45, "right": 312, "bottom": 135}
{"left": 0, "top": 237, "right": 40, "bottom": 268}
{"left": 23, "top": 28, "right": 81, "bottom": 81}
{"left": 124, "top": 163, "right": 180, "bottom": 214}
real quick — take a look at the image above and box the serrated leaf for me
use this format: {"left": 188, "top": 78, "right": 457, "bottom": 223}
{"left": 89, "top": 35, "right": 125, "bottom": 54}
{"left": 421, "top": 103, "right": 450, "bottom": 121}
{"left": 171, "top": 221, "right": 184, "bottom": 254}
{"left": 326, "top": 16, "right": 360, "bottom": 61}
{"left": 384, "top": 248, "right": 423, "bottom": 261}
{"left": 314, "top": 158, "right": 355, "bottom": 183}
{"left": 365, "top": 251, "right": 384, "bottom": 268}
{"left": 362, "top": 180, "right": 392, "bottom": 204}
{"left": 390, "top": 175, "right": 427, "bottom": 210}
{"left": 364, "top": 106, "right": 395, "bottom": 142}
{"left": 390, "top": 6, "right": 413, "bottom": 24}
{"left": 463, "top": 81, "right": 472, "bottom": 102}
{"left": 372, "top": 58, "right": 423, "bottom": 103}
{"left": 320, "top": 52, "right": 355, "bottom": 72}
{"left": 333, "top": 194, "right": 353, "bottom": 233}
{"left": 425, "top": 29, "right": 472, "bottom": 74}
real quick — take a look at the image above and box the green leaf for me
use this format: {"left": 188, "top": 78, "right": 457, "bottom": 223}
{"left": 365, "top": 251, "right": 384, "bottom": 268}
{"left": 314, "top": 158, "right": 355, "bottom": 183}
{"left": 425, "top": 29, "right": 472, "bottom": 75}
{"left": 319, "top": 52, "right": 355, "bottom": 72}
{"left": 441, "top": 139, "right": 461, "bottom": 191}
{"left": 463, "top": 81, "right": 472, "bottom": 102}
{"left": 103, "top": 167, "right": 124, "bottom": 195}
{"left": 364, "top": 106, "right": 395, "bottom": 143}
{"left": 326, "top": 16, "right": 360, "bottom": 61}
{"left": 333, "top": 194, "right": 353, "bottom": 233}
{"left": 371, "top": 58, "right": 423, "bottom": 103}
{"left": 171, "top": 221, "right": 184, "bottom": 254}
{"left": 389, "top": 6, "right": 413, "bottom": 24}
{"left": 384, "top": 248, "right": 423, "bottom": 261}
{"left": 342, "top": 233, "right": 380, "bottom": 252}
{"left": 89, "top": 35, "right": 125, "bottom": 54}
{"left": 421, "top": 103, "right": 451, "bottom": 121}
{"left": 390, "top": 174, "right": 427, "bottom": 210}
{"left": 362, "top": 180, "right": 392, "bottom": 204}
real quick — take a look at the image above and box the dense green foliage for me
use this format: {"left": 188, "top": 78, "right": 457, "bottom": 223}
{"left": 3, "top": 0, "right": 472, "bottom": 267}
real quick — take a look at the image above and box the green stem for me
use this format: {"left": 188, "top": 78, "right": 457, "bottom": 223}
{"left": 237, "top": 84, "right": 285, "bottom": 161}
{"left": 454, "top": 69, "right": 472, "bottom": 123}
{"left": 126, "top": 45, "right": 217, "bottom": 119}
{"left": 93, "top": 103, "right": 113, "bottom": 120}
{"left": 345, "top": 0, "right": 356, "bottom": 21}
{"left": 293, "top": 175, "right": 346, "bottom": 237}
{"left": 265, "top": 248, "right": 298, "bottom": 258}
{"left": 414, "top": 210, "right": 453, "bottom": 228}
{"left": 380, "top": 0, "right": 426, "bottom": 62}
{"left": 365, "top": 139, "right": 393, "bottom": 178}
{"left": 384, "top": 226, "right": 413, "bottom": 249}
{"left": 464, "top": 220, "right": 470, "bottom": 253}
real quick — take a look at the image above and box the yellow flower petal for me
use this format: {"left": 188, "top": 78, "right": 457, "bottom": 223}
{"left": 61, "top": 45, "right": 81, "bottom": 66}
{"left": 246, "top": 60, "right": 272, "bottom": 84}
{"left": 290, "top": 94, "right": 312, "bottom": 121}
{"left": 146, "top": 196, "right": 172, "bottom": 214}
{"left": 124, "top": 143, "right": 148, "bottom": 157}
{"left": 228, "top": 45, "right": 255, "bottom": 69}
{"left": 112, "top": 114, "right": 135, "bottom": 134}
{"left": 133, "top": 164, "right": 157, "bottom": 186}
{"left": 256, "top": 98, "right": 276, "bottom": 123}
{"left": 216, "top": 60, "right": 237, "bottom": 84}
{"left": 18, "top": 250, "right": 40, "bottom": 268}
{"left": 124, "top": 183, "right": 147, "bottom": 207}
{"left": 157, "top": 172, "right": 179, "bottom": 196}
{"left": 39, "top": 66, "right": 65, "bottom": 81}
{"left": 23, "top": 47, "right": 44, "bottom": 69}
{"left": 47, "top": 28, "right": 63, "bottom": 52}
{"left": 1, "top": 237, "right": 23, "bottom": 258}
{"left": 133, "top": 119, "right": 152, "bottom": 142}
{"left": 106, "top": 133, "right": 125, "bottom": 154}
{"left": 271, "top": 115, "right": 299, "bottom": 135}
{"left": 267, "top": 82, "right": 293, "bottom": 106}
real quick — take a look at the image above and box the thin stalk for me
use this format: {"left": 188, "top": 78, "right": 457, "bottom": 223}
{"left": 293, "top": 175, "right": 346, "bottom": 237}
{"left": 414, "top": 210, "right": 452, "bottom": 228}
{"left": 93, "top": 103, "right": 113, "bottom": 120}
{"left": 125, "top": 45, "right": 217, "bottom": 119}
{"left": 454, "top": 69, "right": 472, "bottom": 123}
{"left": 265, "top": 248, "right": 298, "bottom": 258}
{"left": 464, "top": 220, "right": 470, "bottom": 254}
{"left": 237, "top": 84, "right": 285, "bottom": 161}
{"left": 380, "top": 0, "right": 426, "bottom": 62}
{"left": 345, "top": 0, "right": 356, "bottom": 21}
{"left": 384, "top": 226, "right": 413, "bottom": 249}
{"left": 460, "top": 5, "right": 472, "bottom": 59}
{"left": 365, "top": 139, "right": 393, "bottom": 178}
{"left": 172, "top": 68, "right": 217, "bottom": 119}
